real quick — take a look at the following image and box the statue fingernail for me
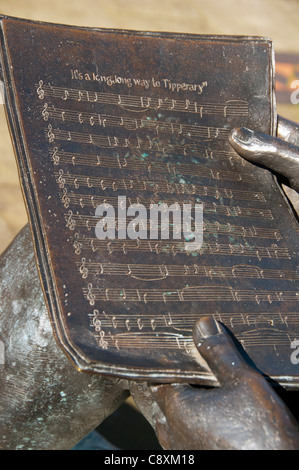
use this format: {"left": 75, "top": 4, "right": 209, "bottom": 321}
{"left": 232, "top": 127, "right": 255, "bottom": 144}
{"left": 196, "top": 317, "right": 220, "bottom": 339}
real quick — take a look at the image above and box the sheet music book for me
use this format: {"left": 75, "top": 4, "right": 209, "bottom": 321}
{"left": 0, "top": 16, "right": 298, "bottom": 387}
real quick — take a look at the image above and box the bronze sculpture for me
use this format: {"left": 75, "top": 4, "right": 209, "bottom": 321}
{"left": 130, "top": 116, "right": 299, "bottom": 450}
{"left": 0, "top": 15, "right": 298, "bottom": 449}
{"left": 0, "top": 116, "right": 299, "bottom": 449}
{"left": 1, "top": 16, "right": 298, "bottom": 387}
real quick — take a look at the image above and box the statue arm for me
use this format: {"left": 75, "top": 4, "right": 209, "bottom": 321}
{"left": 0, "top": 225, "right": 129, "bottom": 450}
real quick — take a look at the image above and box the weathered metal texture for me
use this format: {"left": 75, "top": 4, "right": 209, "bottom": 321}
{"left": 1, "top": 225, "right": 298, "bottom": 450}
{"left": 0, "top": 225, "right": 129, "bottom": 450}
{"left": 0, "top": 16, "right": 298, "bottom": 386}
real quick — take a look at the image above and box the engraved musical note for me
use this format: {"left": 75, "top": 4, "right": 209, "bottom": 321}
{"left": 157, "top": 98, "right": 163, "bottom": 109}
{"left": 86, "top": 219, "right": 91, "bottom": 231}
{"left": 87, "top": 90, "right": 98, "bottom": 103}
{"left": 183, "top": 340, "right": 192, "bottom": 354}
{"left": 62, "top": 89, "right": 69, "bottom": 101}
{"left": 106, "top": 241, "right": 113, "bottom": 254}
{"left": 141, "top": 96, "right": 151, "bottom": 108}
{"left": 185, "top": 99, "right": 191, "bottom": 110}
{"left": 99, "top": 115, "right": 107, "bottom": 127}
{"left": 90, "top": 196, "right": 97, "bottom": 208}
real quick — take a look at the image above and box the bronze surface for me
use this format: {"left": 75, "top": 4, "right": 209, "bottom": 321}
{"left": 0, "top": 16, "right": 298, "bottom": 386}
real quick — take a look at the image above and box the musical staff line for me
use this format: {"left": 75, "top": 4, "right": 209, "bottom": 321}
{"left": 46, "top": 124, "right": 253, "bottom": 160}
{"left": 50, "top": 148, "right": 256, "bottom": 184}
{"left": 71, "top": 234, "right": 291, "bottom": 259}
{"left": 91, "top": 329, "right": 195, "bottom": 352}
{"left": 76, "top": 259, "right": 299, "bottom": 281}
{"left": 89, "top": 309, "right": 299, "bottom": 350}
{"left": 42, "top": 104, "right": 231, "bottom": 140}
{"left": 90, "top": 310, "right": 299, "bottom": 331}
{"left": 45, "top": 129, "right": 228, "bottom": 163}
{"left": 60, "top": 191, "right": 273, "bottom": 220}
{"left": 91, "top": 331, "right": 296, "bottom": 351}
{"left": 90, "top": 327, "right": 298, "bottom": 350}
{"left": 55, "top": 170, "right": 266, "bottom": 202}
{"left": 65, "top": 211, "right": 282, "bottom": 240}
{"left": 37, "top": 81, "right": 249, "bottom": 117}
{"left": 83, "top": 284, "right": 299, "bottom": 303}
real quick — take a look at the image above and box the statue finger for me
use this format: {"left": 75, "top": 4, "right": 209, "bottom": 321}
{"left": 277, "top": 116, "right": 299, "bottom": 147}
{"left": 193, "top": 316, "right": 258, "bottom": 386}
{"left": 229, "top": 127, "right": 299, "bottom": 192}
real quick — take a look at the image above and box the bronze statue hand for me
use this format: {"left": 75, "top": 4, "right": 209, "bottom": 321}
{"left": 145, "top": 317, "right": 299, "bottom": 450}
{"left": 229, "top": 116, "right": 299, "bottom": 192}
{"left": 132, "top": 117, "right": 299, "bottom": 450}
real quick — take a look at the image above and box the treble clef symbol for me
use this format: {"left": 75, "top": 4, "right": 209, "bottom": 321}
{"left": 37, "top": 80, "right": 45, "bottom": 99}
{"left": 62, "top": 188, "right": 70, "bottom": 208}
{"left": 47, "top": 124, "right": 55, "bottom": 143}
{"left": 92, "top": 309, "right": 101, "bottom": 331}
{"left": 87, "top": 283, "right": 95, "bottom": 306}
{"left": 52, "top": 147, "right": 59, "bottom": 166}
{"left": 42, "top": 103, "right": 49, "bottom": 121}
{"left": 57, "top": 169, "right": 65, "bottom": 188}
{"left": 66, "top": 210, "right": 76, "bottom": 230}
{"left": 73, "top": 232, "right": 82, "bottom": 255}
{"left": 98, "top": 330, "right": 108, "bottom": 350}
{"left": 79, "top": 258, "right": 89, "bottom": 279}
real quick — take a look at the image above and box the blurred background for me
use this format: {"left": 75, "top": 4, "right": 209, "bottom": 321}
{"left": 0, "top": 0, "right": 299, "bottom": 450}
{"left": 0, "top": 0, "right": 299, "bottom": 254}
